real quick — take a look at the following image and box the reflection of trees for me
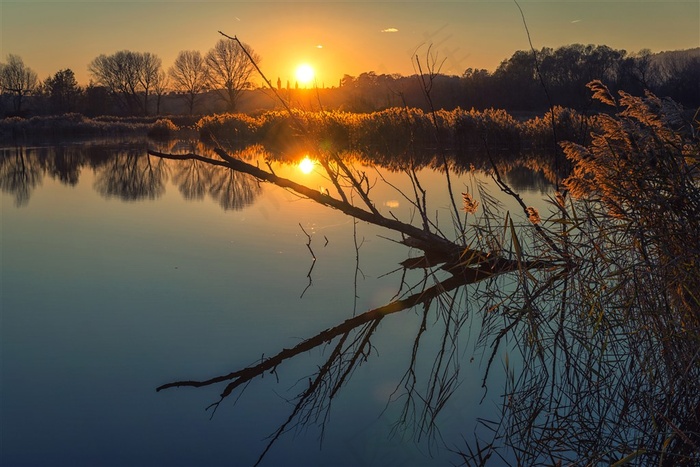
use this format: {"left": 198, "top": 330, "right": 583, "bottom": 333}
{"left": 93, "top": 149, "right": 169, "bottom": 201}
{"left": 43, "top": 145, "right": 84, "bottom": 186}
{"left": 2, "top": 138, "right": 267, "bottom": 209}
{"left": 169, "top": 142, "right": 263, "bottom": 209}
{"left": 209, "top": 167, "right": 260, "bottom": 210}
{"left": 158, "top": 273, "right": 481, "bottom": 464}
{"left": 0, "top": 140, "right": 167, "bottom": 206}
{"left": 501, "top": 165, "right": 550, "bottom": 193}
{"left": 0, "top": 146, "right": 43, "bottom": 206}
{"left": 172, "top": 159, "right": 212, "bottom": 200}
{"left": 151, "top": 86, "right": 699, "bottom": 466}
{"left": 0, "top": 141, "right": 148, "bottom": 206}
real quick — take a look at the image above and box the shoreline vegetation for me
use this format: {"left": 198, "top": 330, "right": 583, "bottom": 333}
{"left": 0, "top": 113, "right": 201, "bottom": 141}
{"left": 2, "top": 101, "right": 695, "bottom": 161}
{"left": 0, "top": 104, "right": 621, "bottom": 152}
{"left": 2, "top": 99, "right": 695, "bottom": 192}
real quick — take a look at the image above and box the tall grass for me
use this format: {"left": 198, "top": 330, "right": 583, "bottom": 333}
{"left": 193, "top": 106, "right": 594, "bottom": 156}
{"left": 466, "top": 82, "right": 700, "bottom": 465}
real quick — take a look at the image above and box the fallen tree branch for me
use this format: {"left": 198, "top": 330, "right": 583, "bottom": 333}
{"left": 149, "top": 148, "right": 482, "bottom": 264}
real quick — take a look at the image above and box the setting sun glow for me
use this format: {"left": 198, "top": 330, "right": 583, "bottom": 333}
{"left": 295, "top": 64, "right": 315, "bottom": 86}
{"left": 299, "top": 156, "right": 315, "bottom": 174}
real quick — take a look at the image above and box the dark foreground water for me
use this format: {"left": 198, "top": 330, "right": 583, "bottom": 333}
{"left": 1, "top": 139, "right": 552, "bottom": 466}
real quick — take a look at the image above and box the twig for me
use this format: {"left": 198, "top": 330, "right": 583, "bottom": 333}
{"left": 512, "top": 0, "right": 560, "bottom": 186}
{"left": 299, "top": 223, "right": 316, "bottom": 298}
{"left": 414, "top": 46, "right": 465, "bottom": 238}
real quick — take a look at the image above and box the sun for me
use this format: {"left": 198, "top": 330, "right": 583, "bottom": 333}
{"left": 298, "top": 156, "right": 315, "bottom": 174}
{"left": 295, "top": 64, "right": 315, "bottom": 86}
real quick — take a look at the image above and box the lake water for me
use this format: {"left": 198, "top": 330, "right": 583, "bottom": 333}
{"left": 1, "top": 138, "right": 554, "bottom": 466}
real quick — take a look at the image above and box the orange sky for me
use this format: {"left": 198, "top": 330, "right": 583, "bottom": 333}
{"left": 2, "top": 1, "right": 698, "bottom": 87}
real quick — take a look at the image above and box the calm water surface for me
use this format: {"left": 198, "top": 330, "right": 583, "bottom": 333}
{"left": 1, "top": 139, "right": 552, "bottom": 466}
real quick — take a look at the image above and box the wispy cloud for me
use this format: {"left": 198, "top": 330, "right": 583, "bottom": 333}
{"left": 381, "top": 28, "right": 399, "bottom": 33}
{"left": 571, "top": 19, "right": 582, "bottom": 24}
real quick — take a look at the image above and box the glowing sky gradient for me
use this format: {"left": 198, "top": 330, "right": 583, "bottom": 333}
{"left": 2, "top": 1, "right": 698, "bottom": 87}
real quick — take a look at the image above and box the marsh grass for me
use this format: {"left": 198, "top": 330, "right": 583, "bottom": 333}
{"left": 462, "top": 82, "right": 700, "bottom": 466}
{"left": 193, "top": 106, "right": 593, "bottom": 158}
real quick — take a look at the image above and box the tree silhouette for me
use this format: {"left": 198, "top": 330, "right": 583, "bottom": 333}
{"left": 137, "top": 52, "right": 162, "bottom": 116}
{"left": 0, "top": 54, "right": 38, "bottom": 114}
{"left": 169, "top": 50, "right": 208, "bottom": 115}
{"left": 205, "top": 38, "right": 260, "bottom": 112}
{"left": 88, "top": 50, "right": 163, "bottom": 115}
{"left": 42, "top": 69, "right": 81, "bottom": 114}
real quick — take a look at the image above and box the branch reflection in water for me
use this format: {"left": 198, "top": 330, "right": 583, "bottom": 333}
{"left": 148, "top": 87, "right": 699, "bottom": 466}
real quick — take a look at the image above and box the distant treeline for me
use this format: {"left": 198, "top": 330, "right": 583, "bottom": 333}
{"left": 1, "top": 44, "right": 698, "bottom": 119}
{"left": 329, "top": 45, "right": 700, "bottom": 112}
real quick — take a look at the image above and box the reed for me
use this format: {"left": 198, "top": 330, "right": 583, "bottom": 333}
{"left": 466, "top": 82, "right": 700, "bottom": 465}
{"left": 191, "top": 105, "right": 593, "bottom": 161}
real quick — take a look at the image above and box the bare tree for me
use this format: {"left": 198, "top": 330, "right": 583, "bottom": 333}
{"left": 205, "top": 38, "right": 259, "bottom": 112}
{"left": 89, "top": 50, "right": 142, "bottom": 114}
{"left": 169, "top": 50, "right": 208, "bottom": 114}
{"left": 88, "top": 50, "right": 162, "bottom": 115}
{"left": 0, "top": 54, "right": 38, "bottom": 113}
{"left": 137, "top": 52, "right": 162, "bottom": 116}
{"left": 152, "top": 70, "right": 169, "bottom": 116}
